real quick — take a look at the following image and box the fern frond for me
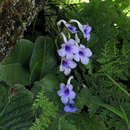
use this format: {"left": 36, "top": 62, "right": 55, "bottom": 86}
{"left": 30, "top": 87, "right": 57, "bottom": 130}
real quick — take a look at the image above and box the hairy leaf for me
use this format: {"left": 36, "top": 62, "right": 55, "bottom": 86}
{"left": 0, "top": 63, "right": 30, "bottom": 86}
{"left": 0, "top": 83, "right": 33, "bottom": 130}
{"left": 30, "top": 36, "right": 57, "bottom": 81}
{"left": 1, "top": 39, "right": 33, "bottom": 65}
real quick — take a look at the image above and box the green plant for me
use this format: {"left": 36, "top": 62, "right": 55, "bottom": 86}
{"left": 0, "top": 0, "right": 130, "bottom": 129}
{"left": 0, "top": 82, "right": 33, "bottom": 130}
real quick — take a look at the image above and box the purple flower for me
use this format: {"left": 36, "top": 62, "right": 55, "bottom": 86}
{"left": 60, "top": 58, "right": 77, "bottom": 75}
{"left": 64, "top": 104, "right": 77, "bottom": 112}
{"left": 57, "top": 20, "right": 76, "bottom": 34}
{"left": 58, "top": 39, "right": 77, "bottom": 59}
{"left": 74, "top": 44, "right": 92, "bottom": 65}
{"left": 57, "top": 83, "right": 76, "bottom": 104}
{"left": 66, "top": 24, "right": 77, "bottom": 34}
{"left": 82, "top": 24, "right": 92, "bottom": 40}
{"left": 57, "top": 76, "right": 77, "bottom": 113}
{"left": 70, "top": 20, "right": 92, "bottom": 41}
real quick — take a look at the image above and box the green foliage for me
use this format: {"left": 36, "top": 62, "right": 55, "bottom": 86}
{"left": 0, "top": 81, "right": 9, "bottom": 117}
{"left": 75, "top": 83, "right": 130, "bottom": 129}
{"left": 0, "top": 82, "right": 33, "bottom": 130}
{"left": 0, "top": 0, "right": 130, "bottom": 130}
{"left": 0, "top": 36, "right": 57, "bottom": 85}
{"left": 47, "top": 1, "right": 130, "bottom": 129}
{"left": 42, "top": 0, "right": 130, "bottom": 129}
{"left": 1, "top": 39, "right": 33, "bottom": 65}
{"left": 97, "top": 41, "right": 129, "bottom": 80}
{"left": 30, "top": 75, "right": 80, "bottom": 130}
{"left": 30, "top": 36, "right": 57, "bottom": 81}
{"left": 105, "top": 74, "right": 130, "bottom": 97}
{"left": 30, "top": 87, "right": 57, "bottom": 130}
{"left": 0, "top": 39, "right": 33, "bottom": 86}
{"left": 66, "top": 113, "right": 107, "bottom": 130}
{"left": 31, "top": 74, "right": 59, "bottom": 103}
{"left": 0, "top": 36, "right": 58, "bottom": 130}
{"left": 99, "top": 104, "right": 129, "bottom": 127}
{"left": 0, "top": 63, "right": 30, "bottom": 86}
{"left": 55, "top": 116, "right": 77, "bottom": 130}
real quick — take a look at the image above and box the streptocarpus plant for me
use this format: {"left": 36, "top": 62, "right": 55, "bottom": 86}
{"left": 57, "top": 19, "right": 93, "bottom": 112}
{"left": 57, "top": 19, "right": 92, "bottom": 75}
{"left": 57, "top": 76, "right": 77, "bottom": 112}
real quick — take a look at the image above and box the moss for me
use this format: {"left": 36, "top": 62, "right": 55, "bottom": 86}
{"left": 0, "top": 0, "right": 44, "bottom": 62}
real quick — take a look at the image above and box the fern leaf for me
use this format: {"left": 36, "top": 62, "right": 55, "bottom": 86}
{"left": 30, "top": 87, "right": 57, "bottom": 130}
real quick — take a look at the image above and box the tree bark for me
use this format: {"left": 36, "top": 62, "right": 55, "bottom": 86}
{"left": 0, "top": 0, "right": 44, "bottom": 62}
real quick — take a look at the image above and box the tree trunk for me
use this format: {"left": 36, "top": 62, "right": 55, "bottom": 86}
{"left": 0, "top": 0, "right": 44, "bottom": 62}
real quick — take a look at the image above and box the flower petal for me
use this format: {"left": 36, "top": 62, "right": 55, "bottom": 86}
{"left": 73, "top": 45, "right": 79, "bottom": 54}
{"left": 64, "top": 104, "right": 70, "bottom": 112}
{"left": 81, "top": 57, "right": 89, "bottom": 65}
{"left": 64, "top": 68, "right": 71, "bottom": 75}
{"left": 86, "top": 34, "right": 90, "bottom": 41}
{"left": 69, "top": 91, "right": 76, "bottom": 99}
{"left": 69, "top": 99, "right": 75, "bottom": 104}
{"left": 68, "top": 39, "right": 75, "bottom": 45}
{"left": 70, "top": 106, "right": 77, "bottom": 112}
{"left": 80, "top": 44, "right": 85, "bottom": 48}
{"left": 82, "top": 25, "right": 87, "bottom": 30}
{"left": 57, "top": 89, "right": 64, "bottom": 96}
{"left": 58, "top": 49, "right": 66, "bottom": 57}
{"left": 68, "top": 60, "right": 77, "bottom": 69}
{"left": 61, "top": 43, "right": 65, "bottom": 48}
{"left": 74, "top": 54, "right": 80, "bottom": 62}
{"left": 87, "top": 25, "right": 92, "bottom": 33}
{"left": 61, "top": 96, "right": 68, "bottom": 104}
{"left": 85, "top": 48, "right": 92, "bottom": 57}
{"left": 67, "top": 24, "right": 77, "bottom": 34}
{"left": 66, "top": 53, "right": 73, "bottom": 60}
{"left": 67, "top": 84, "right": 73, "bottom": 90}
{"left": 64, "top": 104, "right": 77, "bottom": 112}
{"left": 60, "top": 83, "right": 65, "bottom": 89}
{"left": 82, "top": 24, "right": 92, "bottom": 33}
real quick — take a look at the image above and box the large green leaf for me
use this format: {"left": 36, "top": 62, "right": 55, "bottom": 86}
{"left": 0, "top": 63, "right": 30, "bottom": 86}
{"left": 0, "top": 81, "right": 9, "bottom": 117}
{"left": 29, "top": 36, "right": 57, "bottom": 81}
{"left": 31, "top": 74, "right": 59, "bottom": 102}
{"left": 2, "top": 39, "right": 33, "bottom": 65}
{"left": 0, "top": 83, "right": 33, "bottom": 130}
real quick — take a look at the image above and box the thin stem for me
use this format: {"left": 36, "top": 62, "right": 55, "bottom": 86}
{"left": 70, "top": 19, "right": 83, "bottom": 32}
{"left": 57, "top": 19, "right": 67, "bottom": 26}
{"left": 67, "top": 76, "right": 74, "bottom": 85}
{"left": 75, "top": 33, "right": 80, "bottom": 45}
{"left": 60, "top": 32, "right": 67, "bottom": 43}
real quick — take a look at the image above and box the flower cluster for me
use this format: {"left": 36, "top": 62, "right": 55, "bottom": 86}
{"left": 57, "top": 20, "right": 77, "bottom": 34}
{"left": 57, "top": 19, "right": 93, "bottom": 112}
{"left": 57, "top": 19, "right": 92, "bottom": 76}
{"left": 57, "top": 76, "right": 77, "bottom": 112}
{"left": 70, "top": 19, "right": 92, "bottom": 41}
